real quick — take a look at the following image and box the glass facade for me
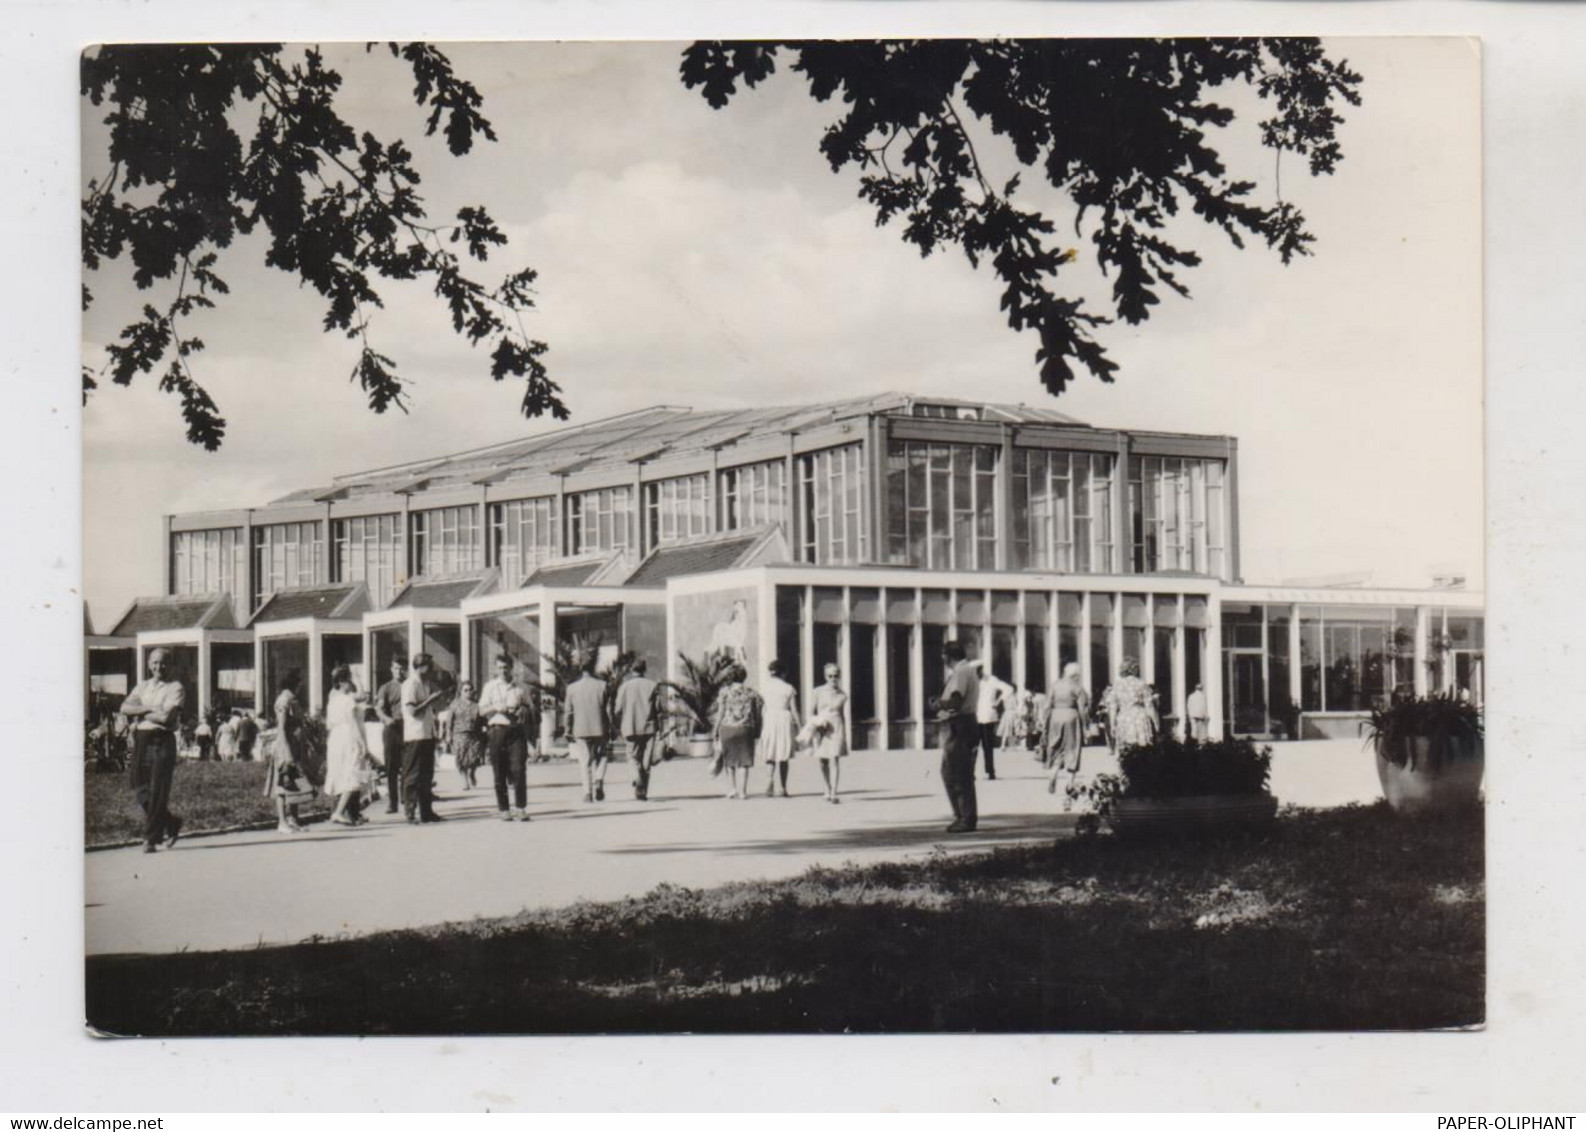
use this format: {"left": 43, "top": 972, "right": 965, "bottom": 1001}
{"left": 799, "top": 445, "right": 867, "bottom": 564}
{"left": 646, "top": 473, "right": 710, "bottom": 547}
{"left": 252, "top": 521, "right": 323, "bottom": 611}
{"left": 567, "top": 486, "right": 635, "bottom": 556}
{"left": 718, "top": 460, "right": 787, "bottom": 532}
{"left": 331, "top": 514, "right": 404, "bottom": 608}
{"left": 490, "top": 497, "right": 560, "bottom": 587}
{"left": 170, "top": 527, "right": 247, "bottom": 612}
{"left": 885, "top": 441, "right": 999, "bottom": 570}
{"left": 1129, "top": 456, "right": 1227, "bottom": 577}
{"left": 410, "top": 505, "right": 480, "bottom": 579}
{"left": 1011, "top": 449, "right": 1116, "bottom": 572}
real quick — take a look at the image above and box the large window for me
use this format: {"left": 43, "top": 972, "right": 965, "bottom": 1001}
{"left": 410, "top": 505, "right": 481, "bottom": 579}
{"left": 1011, "top": 449, "right": 1116, "bottom": 572}
{"left": 885, "top": 441, "right": 997, "bottom": 569}
{"left": 332, "top": 514, "right": 404, "bottom": 607}
{"left": 799, "top": 445, "right": 867, "bottom": 564}
{"left": 1297, "top": 605, "right": 1409, "bottom": 713}
{"left": 490, "top": 497, "right": 560, "bottom": 586}
{"left": 1129, "top": 455, "right": 1227, "bottom": 577}
{"left": 645, "top": 474, "right": 710, "bottom": 547}
{"left": 252, "top": 521, "right": 323, "bottom": 610}
{"left": 718, "top": 460, "right": 787, "bottom": 532}
{"left": 567, "top": 485, "right": 635, "bottom": 556}
{"left": 170, "top": 528, "right": 246, "bottom": 600}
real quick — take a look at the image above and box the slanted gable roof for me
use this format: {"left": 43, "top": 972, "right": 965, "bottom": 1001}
{"left": 249, "top": 583, "right": 370, "bottom": 624}
{"left": 523, "top": 560, "right": 605, "bottom": 588}
{"left": 624, "top": 534, "right": 763, "bottom": 589}
{"left": 388, "top": 571, "right": 499, "bottom": 609}
{"left": 110, "top": 594, "right": 235, "bottom": 636}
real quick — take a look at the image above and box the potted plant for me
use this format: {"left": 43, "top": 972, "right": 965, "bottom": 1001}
{"left": 1079, "top": 736, "right": 1277, "bottom": 837}
{"left": 658, "top": 649, "right": 736, "bottom": 758}
{"left": 1362, "top": 693, "right": 1484, "bottom": 815}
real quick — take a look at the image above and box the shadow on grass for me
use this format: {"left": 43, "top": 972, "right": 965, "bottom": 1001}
{"left": 598, "top": 813, "right": 1076, "bottom": 857}
{"left": 86, "top": 804, "right": 1484, "bottom": 1036}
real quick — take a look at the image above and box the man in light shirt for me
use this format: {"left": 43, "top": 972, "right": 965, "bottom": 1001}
{"left": 400, "top": 653, "right": 448, "bottom": 824}
{"left": 479, "top": 653, "right": 531, "bottom": 821}
{"left": 119, "top": 647, "right": 186, "bottom": 853}
{"left": 975, "top": 660, "right": 1014, "bottom": 781}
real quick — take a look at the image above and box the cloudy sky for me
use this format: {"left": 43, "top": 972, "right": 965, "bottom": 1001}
{"left": 80, "top": 37, "right": 1482, "bottom": 628}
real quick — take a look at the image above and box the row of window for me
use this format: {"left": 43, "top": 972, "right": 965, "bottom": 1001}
{"left": 170, "top": 443, "right": 1233, "bottom": 611}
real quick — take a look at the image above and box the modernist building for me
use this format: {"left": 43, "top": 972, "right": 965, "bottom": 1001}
{"left": 104, "top": 392, "right": 1485, "bottom": 745}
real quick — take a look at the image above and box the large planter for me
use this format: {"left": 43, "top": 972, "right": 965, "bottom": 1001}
{"left": 1108, "top": 793, "right": 1278, "bottom": 837}
{"left": 1375, "top": 736, "right": 1484, "bottom": 815}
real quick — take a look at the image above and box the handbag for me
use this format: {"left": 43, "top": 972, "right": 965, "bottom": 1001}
{"left": 275, "top": 761, "right": 318, "bottom": 803}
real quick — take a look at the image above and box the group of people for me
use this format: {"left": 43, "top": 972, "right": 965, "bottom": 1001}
{"left": 117, "top": 638, "right": 1206, "bottom": 854}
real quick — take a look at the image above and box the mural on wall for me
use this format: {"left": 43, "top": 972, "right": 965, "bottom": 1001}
{"left": 674, "top": 587, "right": 760, "bottom": 678}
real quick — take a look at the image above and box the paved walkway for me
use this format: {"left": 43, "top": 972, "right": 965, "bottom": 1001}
{"left": 84, "top": 738, "right": 1380, "bottom": 956}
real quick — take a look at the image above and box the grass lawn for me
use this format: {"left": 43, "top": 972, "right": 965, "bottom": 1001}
{"left": 85, "top": 759, "right": 335, "bottom": 847}
{"left": 85, "top": 802, "right": 1483, "bottom": 1035}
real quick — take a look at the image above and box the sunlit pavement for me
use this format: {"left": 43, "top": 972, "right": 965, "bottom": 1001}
{"left": 85, "top": 738, "right": 1381, "bottom": 956}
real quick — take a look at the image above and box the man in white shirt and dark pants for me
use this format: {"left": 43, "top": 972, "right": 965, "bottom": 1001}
{"left": 975, "top": 660, "right": 1014, "bottom": 781}
{"left": 120, "top": 647, "right": 186, "bottom": 853}
{"left": 479, "top": 653, "right": 531, "bottom": 821}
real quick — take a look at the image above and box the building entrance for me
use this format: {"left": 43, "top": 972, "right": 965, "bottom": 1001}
{"left": 1225, "top": 649, "right": 1266, "bottom": 736}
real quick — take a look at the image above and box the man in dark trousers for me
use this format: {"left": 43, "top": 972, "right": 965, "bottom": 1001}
{"left": 478, "top": 653, "right": 531, "bottom": 821}
{"left": 119, "top": 647, "right": 186, "bottom": 853}
{"left": 614, "top": 658, "right": 660, "bottom": 800}
{"left": 401, "top": 653, "right": 447, "bottom": 823}
{"left": 564, "top": 656, "right": 611, "bottom": 803}
{"left": 933, "top": 639, "right": 982, "bottom": 833}
{"left": 373, "top": 656, "right": 407, "bottom": 814}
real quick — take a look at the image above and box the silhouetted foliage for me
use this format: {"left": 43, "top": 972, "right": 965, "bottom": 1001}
{"left": 682, "top": 38, "right": 1363, "bottom": 398}
{"left": 81, "top": 43, "right": 563, "bottom": 449}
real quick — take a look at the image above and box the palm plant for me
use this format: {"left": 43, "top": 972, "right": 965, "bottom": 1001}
{"left": 658, "top": 649, "right": 737, "bottom": 738}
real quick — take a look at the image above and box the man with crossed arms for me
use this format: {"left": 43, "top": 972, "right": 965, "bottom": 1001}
{"left": 120, "top": 647, "right": 186, "bottom": 853}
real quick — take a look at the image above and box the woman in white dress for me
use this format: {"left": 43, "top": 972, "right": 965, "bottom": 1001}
{"left": 759, "top": 658, "right": 801, "bottom": 798}
{"left": 324, "top": 664, "right": 371, "bottom": 826}
{"left": 808, "top": 663, "right": 849, "bottom": 804}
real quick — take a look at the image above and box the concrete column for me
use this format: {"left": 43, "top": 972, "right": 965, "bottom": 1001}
{"left": 322, "top": 503, "right": 334, "bottom": 585}
{"left": 909, "top": 589, "right": 925, "bottom": 749}
{"left": 1078, "top": 591, "right": 1093, "bottom": 699}
{"left": 539, "top": 600, "right": 557, "bottom": 749}
{"left": 756, "top": 578, "right": 777, "bottom": 693}
{"left": 1110, "top": 591, "right": 1125, "bottom": 683}
{"left": 241, "top": 509, "right": 256, "bottom": 622}
{"left": 1259, "top": 601, "right": 1270, "bottom": 733}
{"left": 1142, "top": 594, "right": 1156, "bottom": 687}
{"left": 253, "top": 635, "right": 265, "bottom": 715}
{"left": 554, "top": 477, "right": 568, "bottom": 557}
{"left": 799, "top": 584, "right": 815, "bottom": 712}
{"left": 708, "top": 449, "right": 721, "bottom": 535}
{"left": 875, "top": 587, "right": 892, "bottom": 750}
{"left": 197, "top": 635, "right": 212, "bottom": 720}
{"left": 632, "top": 463, "right": 645, "bottom": 558}
{"left": 1012, "top": 593, "right": 1026, "bottom": 692}
{"left": 1288, "top": 605, "right": 1303, "bottom": 708}
{"left": 1047, "top": 587, "right": 1060, "bottom": 694}
{"left": 1206, "top": 589, "right": 1225, "bottom": 740}
{"left": 1172, "top": 595, "right": 1187, "bottom": 740}
{"left": 476, "top": 486, "right": 490, "bottom": 572}
{"left": 307, "top": 630, "right": 324, "bottom": 714}
{"left": 841, "top": 586, "right": 854, "bottom": 751}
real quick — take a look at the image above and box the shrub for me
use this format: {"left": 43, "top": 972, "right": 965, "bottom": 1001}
{"left": 1362, "top": 693, "right": 1483, "bottom": 767}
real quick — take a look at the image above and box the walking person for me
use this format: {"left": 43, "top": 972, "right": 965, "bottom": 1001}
{"left": 975, "top": 662, "right": 1014, "bottom": 780}
{"left": 932, "top": 640, "right": 981, "bottom": 833}
{"left": 119, "top": 647, "right": 186, "bottom": 853}
{"left": 711, "top": 663, "right": 762, "bottom": 800}
{"left": 757, "top": 658, "right": 799, "bottom": 798}
{"left": 479, "top": 654, "right": 531, "bottom": 821}
{"left": 401, "top": 653, "right": 448, "bottom": 824}
{"left": 614, "top": 658, "right": 661, "bottom": 801}
{"left": 264, "top": 669, "right": 315, "bottom": 835}
{"left": 1100, "top": 658, "right": 1160, "bottom": 753}
{"left": 324, "top": 665, "right": 372, "bottom": 826}
{"left": 373, "top": 657, "right": 407, "bottom": 814}
{"left": 449, "top": 679, "right": 483, "bottom": 791}
{"left": 216, "top": 709, "right": 239, "bottom": 761}
{"left": 809, "top": 663, "right": 848, "bottom": 803}
{"left": 1045, "top": 662, "right": 1091, "bottom": 807}
{"left": 194, "top": 713, "right": 214, "bottom": 761}
{"left": 234, "top": 709, "right": 258, "bottom": 762}
{"left": 564, "top": 656, "right": 611, "bottom": 804}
